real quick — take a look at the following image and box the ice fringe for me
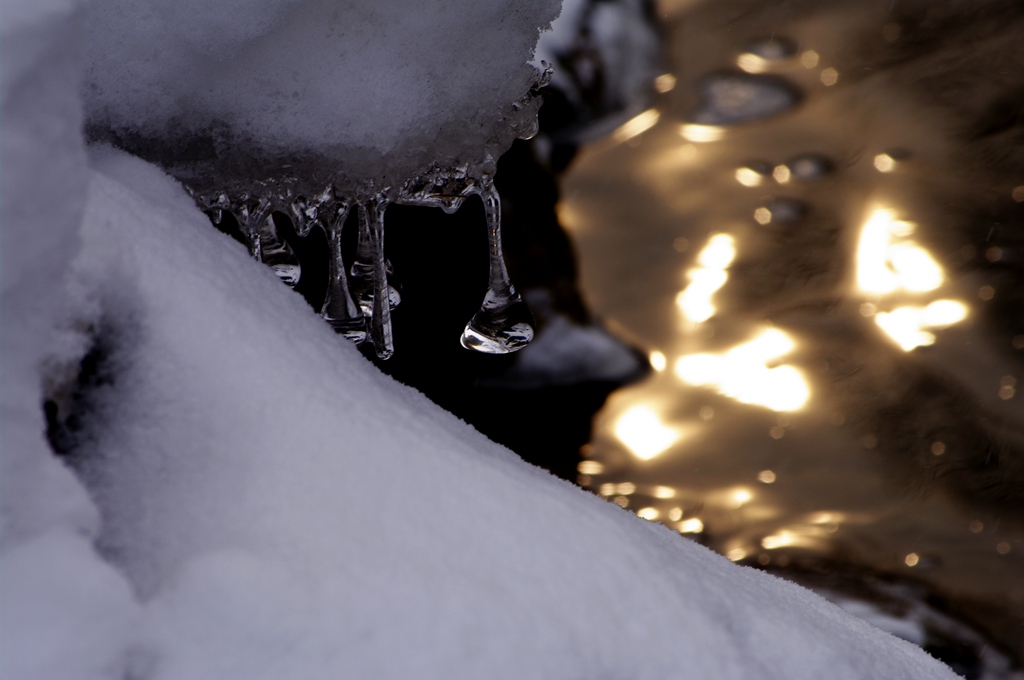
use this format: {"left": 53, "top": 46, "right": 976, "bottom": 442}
{"left": 187, "top": 68, "right": 550, "bottom": 359}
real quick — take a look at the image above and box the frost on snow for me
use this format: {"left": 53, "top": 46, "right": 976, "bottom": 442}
{"left": 1, "top": 1, "right": 960, "bottom": 680}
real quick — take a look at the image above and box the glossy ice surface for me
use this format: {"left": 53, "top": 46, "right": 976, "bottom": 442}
{"left": 564, "top": 0, "right": 1024, "bottom": 662}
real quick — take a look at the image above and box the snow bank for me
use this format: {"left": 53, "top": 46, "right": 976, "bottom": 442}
{"left": 84, "top": 0, "right": 561, "bottom": 189}
{"left": 53, "top": 147, "right": 957, "bottom": 679}
{"left": 2, "top": 1, "right": 960, "bottom": 679}
{"left": 0, "top": 4, "right": 138, "bottom": 680}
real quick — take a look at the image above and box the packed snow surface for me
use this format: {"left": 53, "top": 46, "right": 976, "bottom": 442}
{"left": 2, "top": 2, "right": 960, "bottom": 680}
{"left": 84, "top": 0, "right": 561, "bottom": 188}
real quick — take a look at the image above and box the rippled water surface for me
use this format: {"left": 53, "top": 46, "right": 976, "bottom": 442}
{"left": 562, "top": 0, "right": 1024, "bottom": 664}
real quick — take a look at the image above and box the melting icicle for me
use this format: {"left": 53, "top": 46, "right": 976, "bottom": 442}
{"left": 292, "top": 193, "right": 367, "bottom": 343}
{"left": 460, "top": 176, "right": 535, "bottom": 353}
{"left": 350, "top": 203, "right": 401, "bottom": 315}
{"left": 236, "top": 196, "right": 272, "bottom": 260}
{"left": 360, "top": 198, "right": 394, "bottom": 359}
{"left": 236, "top": 195, "right": 301, "bottom": 286}
{"left": 260, "top": 211, "right": 302, "bottom": 287}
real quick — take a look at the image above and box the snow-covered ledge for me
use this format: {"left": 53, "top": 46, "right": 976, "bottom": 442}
{"left": 1, "top": 2, "right": 959, "bottom": 678}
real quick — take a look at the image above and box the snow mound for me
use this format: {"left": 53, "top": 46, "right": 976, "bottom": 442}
{"left": 83, "top": 0, "right": 561, "bottom": 190}
{"left": 55, "top": 146, "right": 958, "bottom": 680}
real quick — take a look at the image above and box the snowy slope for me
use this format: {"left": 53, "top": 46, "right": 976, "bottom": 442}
{"left": 1, "top": 2, "right": 960, "bottom": 679}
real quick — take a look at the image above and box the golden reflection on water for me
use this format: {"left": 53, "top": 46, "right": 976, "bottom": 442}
{"left": 561, "top": 0, "right": 1024, "bottom": 661}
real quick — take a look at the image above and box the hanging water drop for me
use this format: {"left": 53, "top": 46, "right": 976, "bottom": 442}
{"left": 460, "top": 176, "right": 535, "bottom": 354}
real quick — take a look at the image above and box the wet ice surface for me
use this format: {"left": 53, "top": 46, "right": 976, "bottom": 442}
{"left": 563, "top": 0, "right": 1024, "bottom": 673}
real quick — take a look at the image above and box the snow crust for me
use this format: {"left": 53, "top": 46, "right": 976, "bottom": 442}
{"left": 2, "top": 1, "right": 961, "bottom": 679}
{"left": 83, "top": 0, "right": 561, "bottom": 189}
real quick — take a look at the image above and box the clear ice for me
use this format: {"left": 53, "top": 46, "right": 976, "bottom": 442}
{"left": 191, "top": 162, "right": 537, "bottom": 359}
{"left": 183, "top": 68, "right": 550, "bottom": 360}
{"left": 459, "top": 175, "right": 535, "bottom": 354}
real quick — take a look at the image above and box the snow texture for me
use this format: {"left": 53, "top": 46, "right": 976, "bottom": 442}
{"left": 83, "top": 0, "right": 561, "bottom": 190}
{"left": 2, "top": 1, "right": 960, "bottom": 679}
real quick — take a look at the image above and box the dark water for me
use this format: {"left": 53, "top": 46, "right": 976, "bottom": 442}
{"left": 562, "top": 0, "right": 1024, "bottom": 670}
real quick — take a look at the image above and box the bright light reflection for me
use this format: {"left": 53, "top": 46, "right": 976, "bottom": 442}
{"left": 732, "top": 489, "right": 753, "bottom": 507}
{"left": 875, "top": 300, "right": 968, "bottom": 351}
{"left": 654, "top": 73, "right": 677, "bottom": 93}
{"left": 676, "top": 233, "right": 736, "bottom": 322}
{"left": 637, "top": 507, "right": 659, "bottom": 521}
{"left": 762, "top": 526, "right": 829, "bottom": 550}
{"left": 613, "top": 406, "right": 680, "bottom": 460}
{"left": 772, "top": 165, "right": 791, "bottom": 184}
{"left": 613, "top": 109, "right": 660, "bottom": 143}
{"left": 674, "top": 328, "right": 810, "bottom": 411}
{"left": 680, "top": 518, "right": 704, "bottom": 533}
{"left": 697, "top": 233, "right": 737, "bottom": 269}
{"left": 680, "top": 123, "right": 726, "bottom": 143}
{"left": 736, "top": 53, "right": 770, "bottom": 73}
{"left": 874, "top": 153, "right": 896, "bottom": 172}
{"left": 856, "top": 208, "right": 944, "bottom": 294}
{"left": 735, "top": 167, "right": 765, "bottom": 187}
{"left": 653, "top": 485, "right": 676, "bottom": 499}
{"left": 649, "top": 350, "right": 667, "bottom": 372}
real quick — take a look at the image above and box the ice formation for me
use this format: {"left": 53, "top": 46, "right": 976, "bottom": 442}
{"left": 2, "top": 1, "right": 961, "bottom": 679}
{"left": 84, "top": 0, "right": 559, "bottom": 357}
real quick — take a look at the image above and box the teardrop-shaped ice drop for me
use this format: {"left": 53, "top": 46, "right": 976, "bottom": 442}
{"left": 320, "top": 201, "right": 366, "bottom": 343}
{"left": 460, "top": 177, "right": 535, "bottom": 354}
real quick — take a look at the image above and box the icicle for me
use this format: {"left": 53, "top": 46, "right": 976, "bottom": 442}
{"left": 361, "top": 197, "right": 394, "bottom": 359}
{"left": 236, "top": 195, "right": 272, "bottom": 260}
{"left": 460, "top": 176, "right": 534, "bottom": 353}
{"left": 350, "top": 202, "right": 401, "bottom": 315}
{"left": 236, "top": 194, "right": 300, "bottom": 286}
{"left": 303, "top": 197, "right": 368, "bottom": 346}
{"left": 257, "top": 205, "right": 301, "bottom": 287}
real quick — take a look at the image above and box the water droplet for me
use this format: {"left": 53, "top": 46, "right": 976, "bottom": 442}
{"left": 690, "top": 73, "right": 801, "bottom": 126}
{"left": 786, "top": 154, "right": 833, "bottom": 180}
{"left": 460, "top": 177, "right": 535, "bottom": 354}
